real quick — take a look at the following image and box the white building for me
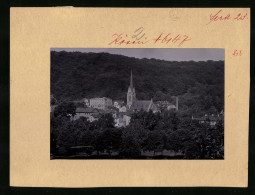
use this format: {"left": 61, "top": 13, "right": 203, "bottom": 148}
{"left": 84, "top": 98, "right": 90, "bottom": 107}
{"left": 90, "top": 97, "right": 112, "bottom": 110}
{"left": 113, "top": 100, "right": 125, "bottom": 109}
{"left": 112, "top": 112, "right": 131, "bottom": 128}
{"left": 73, "top": 107, "right": 100, "bottom": 122}
{"left": 123, "top": 114, "right": 131, "bottom": 126}
{"left": 119, "top": 106, "right": 127, "bottom": 112}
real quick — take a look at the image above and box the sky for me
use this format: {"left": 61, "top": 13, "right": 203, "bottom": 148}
{"left": 51, "top": 48, "right": 224, "bottom": 62}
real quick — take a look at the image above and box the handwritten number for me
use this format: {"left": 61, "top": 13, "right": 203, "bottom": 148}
{"left": 234, "top": 13, "right": 248, "bottom": 20}
{"left": 232, "top": 50, "right": 242, "bottom": 56}
{"left": 132, "top": 27, "right": 145, "bottom": 40}
{"left": 207, "top": 9, "right": 248, "bottom": 24}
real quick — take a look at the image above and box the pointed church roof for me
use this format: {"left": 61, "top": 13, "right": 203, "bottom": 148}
{"left": 76, "top": 107, "right": 99, "bottom": 114}
{"left": 130, "top": 100, "right": 159, "bottom": 112}
{"left": 147, "top": 99, "right": 154, "bottom": 111}
{"left": 131, "top": 100, "right": 151, "bottom": 110}
{"left": 130, "top": 70, "right": 133, "bottom": 89}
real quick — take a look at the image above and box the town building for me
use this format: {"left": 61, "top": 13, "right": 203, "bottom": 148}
{"left": 112, "top": 112, "right": 124, "bottom": 127}
{"left": 192, "top": 111, "right": 224, "bottom": 127}
{"left": 90, "top": 97, "right": 112, "bottom": 110}
{"left": 112, "top": 112, "right": 132, "bottom": 128}
{"left": 156, "top": 97, "right": 178, "bottom": 111}
{"left": 119, "top": 106, "right": 127, "bottom": 112}
{"left": 73, "top": 107, "right": 100, "bottom": 122}
{"left": 126, "top": 70, "right": 159, "bottom": 113}
{"left": 73, "top": 98, "right": 86, "bottom": 107}
{"left": 130, "top": 99, "right": 159, "bottom": 113}
{"left": 84, "top": 98, "right": 90, "bottom": 107}
{"left": 113, "top": 100, "right": 127, "bottom": 112}
{"left": 113, "top": 100, "right": 125, "bottom": 109}
{"left": 123, "top": 114, "right": 131, "bottom": 126}
{"left": 70, "top": 70, "right": 179, "bottom": 127}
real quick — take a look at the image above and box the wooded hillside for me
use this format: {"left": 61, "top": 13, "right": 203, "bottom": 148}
{"left": 51, "top": 51, "right": 224, "bottom": 115}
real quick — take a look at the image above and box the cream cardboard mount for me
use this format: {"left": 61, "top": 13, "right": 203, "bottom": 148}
{"left": 10, "top": 8, "right": 250, "bottom": 187}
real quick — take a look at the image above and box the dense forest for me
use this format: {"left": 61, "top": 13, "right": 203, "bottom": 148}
{"left": 51, "top": 104, "right": 224, "bottom": 159}
{"left": 51, "top": 51, "right": 224, "bottom": 116}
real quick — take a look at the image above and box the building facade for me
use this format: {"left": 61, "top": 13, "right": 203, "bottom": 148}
{"left": 84, "top": 98, "right": 90, "bottom": 107}
{"left": 73, "top": 107, "right": 100, "bottom": 122}
{"left": 112, "top": 112, "right": 132, "bottom": 128}
{"left": 192, "top": 111, "right": 224, "bottom": 127}
{"left": 113, "top": 100, "right": 125, "bottom": 109}
{"left": 90, "top": 97, "right": 112, "bottom": 110}
{"left": 119, "top": 106, "right": 127, "bottom": 112}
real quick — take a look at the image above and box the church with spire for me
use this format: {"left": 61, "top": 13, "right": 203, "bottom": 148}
{"left": 126, "top": 70, "right": 159, "bottom": 113}
{"left": 127, "top": 70, "right": 136, "bottom": 108}
{"left": 71, "top": 69, "right": 179, "bottom": 127}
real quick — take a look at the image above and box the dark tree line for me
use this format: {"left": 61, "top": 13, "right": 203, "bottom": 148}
{"left": 51, "top": 103, "right": 224, "bottom": 159}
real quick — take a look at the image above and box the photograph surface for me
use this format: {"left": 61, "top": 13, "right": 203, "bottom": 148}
{"left": 50, "top": 48, "right": 224, "bottom": 160}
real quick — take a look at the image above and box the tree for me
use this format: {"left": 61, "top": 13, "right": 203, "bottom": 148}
{"left": 93, "top": 130, "right": 105, "bottom": 155}
{"left": 206, "top": 119, "right": 224, "bottom": 159}
{"left": 160, "top": 110, "right": 180, "bottom": 131}
{"left": 53, "top": 102, "right": 76, "bottom": 118}
{"left": 146, "top": 131, "right": 164, "bottom": 156}
{"left": 166, "top": 130, "right": 183, "bottom": 154}
{"left": 153, "top": 91, "right": 166, "bottom": 101}
{"left": 96, "top": 113, "right": 115, "bottom": 130}
{"left": 73, "top": 116, "right": 90, "bottom": 132}
{"left": 50, "top": 95, "right": 58, "bottom": 105}
{"left": 120, "top": 128, "right": 141, "bottom": 158}
{"left": 78, "top": 129, "right": 94, "bottom": 146}
{"left": 208, "top": 106, "right": 218, "bottom": 115}
{"left": 120, "top": 135, "right": 141, "bottom": 158}
{"left": 100, "top": 128, "right": 122, "bottom": 156}
{"left": 56, "top": 120, "right": 76, "bottom": 148}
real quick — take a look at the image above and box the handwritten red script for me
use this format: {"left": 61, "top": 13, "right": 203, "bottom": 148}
{"left": 207, "top": 9, "right": 248, "bottom": 25}
{"left": 108, "top": 33, "right": 191, "bottom": 47}
{"left": 232, "top": 50, "right": 242, "bottom": 56}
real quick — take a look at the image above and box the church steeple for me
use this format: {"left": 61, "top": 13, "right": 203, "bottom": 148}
{"left": 127, "top": 70, "right": 136, "bottom": 108}
{"left": 130, "top": 70, "right": 133, "bottom": 89}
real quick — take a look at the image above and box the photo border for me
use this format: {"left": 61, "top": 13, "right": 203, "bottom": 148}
{"left": 1, "top": 0, "right": 254, "bottom": 194}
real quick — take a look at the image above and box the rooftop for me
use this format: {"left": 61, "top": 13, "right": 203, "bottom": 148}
{"left": 131, "top": 100, "right": 151, "bottom": 110}
{"left": 76, "top": 107, "right": 99, "bottom": 113}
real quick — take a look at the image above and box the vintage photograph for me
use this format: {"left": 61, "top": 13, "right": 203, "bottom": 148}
{"left": 50, "top": 48, "right": 224, "bottom": 160}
